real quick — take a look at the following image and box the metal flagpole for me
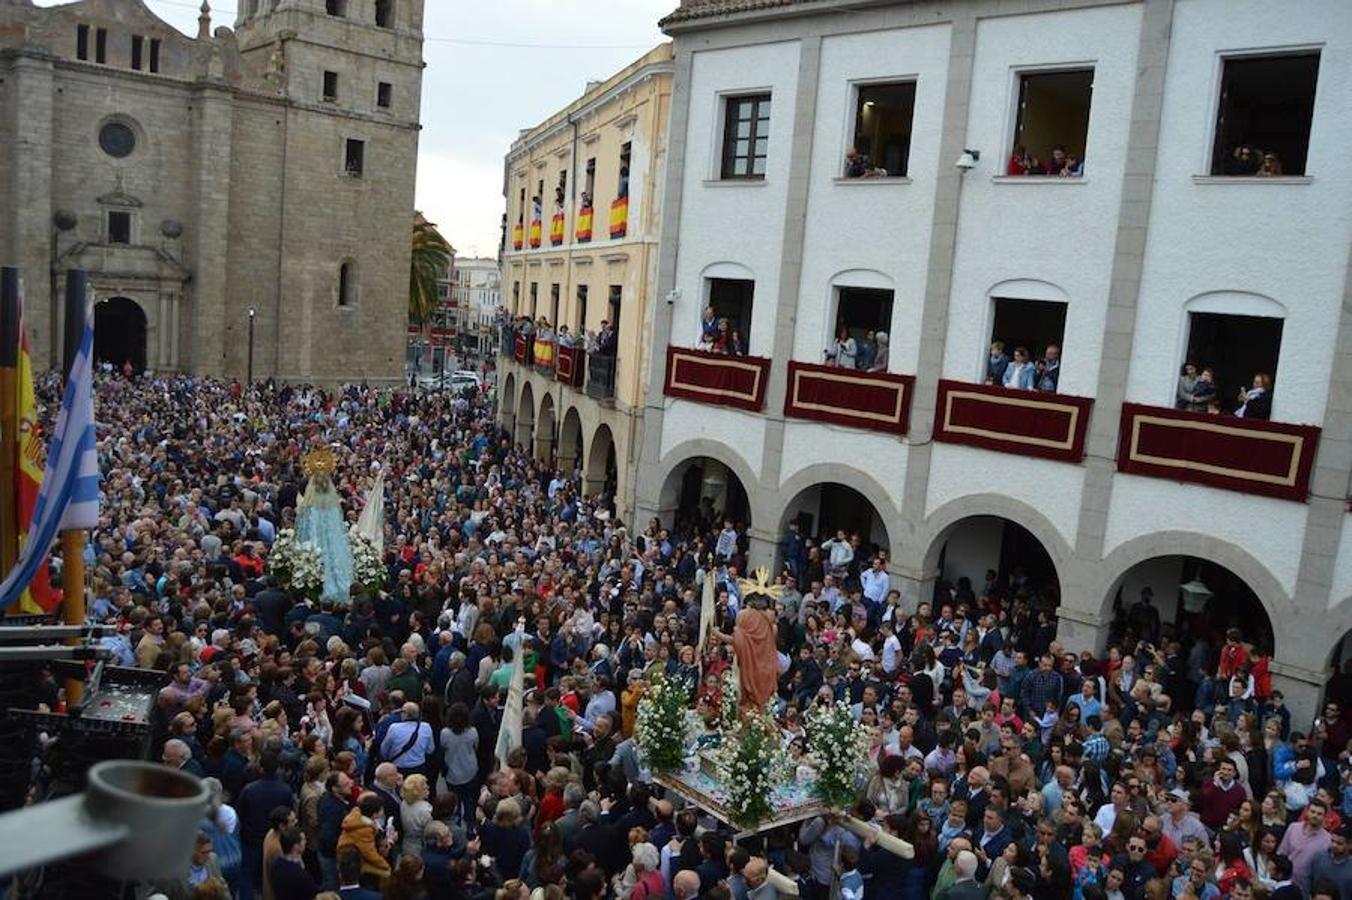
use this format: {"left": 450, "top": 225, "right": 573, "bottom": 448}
{"left": 0, "top": 268, "right": 19, "bottom": 596}
{"left": 60, "top": 270, "right": 88, "bottom": 703}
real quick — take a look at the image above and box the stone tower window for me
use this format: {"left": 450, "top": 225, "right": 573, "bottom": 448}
{"left": 326, "top": 0, "right": 347, "bottom": 17}
{"left": 338, "top": 261, "right": 358, "bottom": 307}
{"left": 99, "top": 122, "right": 137, "bottom": 158}
{"left": 149, "top": 39, "right": 161, "bottom": 74}
{"left": 95, "top": 28, "right": 107, "bottom": 64}
{"left": 344, "top": 139, "right": 365, "bottom": 177}
{"left": 377, "top": 82, "right": 392, "bottom": 109}
{"left": 132, "top": 35, "right": 144, "bottom": 71}
{"left": 77, "top": 24, "right": 90, "bottom": 61}
{"left": 375, "top": 0, "right": 394, "bottom": 28}
{"left": 323, "top": 70, "right": 338, "bottom": 102}
{"left": 107, "top": 211, "right": 132, "bottom": 245}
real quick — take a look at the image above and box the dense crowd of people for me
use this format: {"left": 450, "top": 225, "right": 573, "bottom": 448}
{"left": 27, "top": 367, "right": 1352, "bottom": 900}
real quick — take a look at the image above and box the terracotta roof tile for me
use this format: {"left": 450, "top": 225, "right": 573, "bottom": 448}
{"left": 659, "top": 0, "right": 809, "bottom": 28}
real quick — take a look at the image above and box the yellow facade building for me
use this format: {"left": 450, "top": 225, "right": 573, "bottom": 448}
{"left": 498, "top": 44, "right": 672, "bottom": 520}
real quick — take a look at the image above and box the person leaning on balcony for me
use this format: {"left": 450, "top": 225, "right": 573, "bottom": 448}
{"left": 596, "top": 320, "right": 617, "bottom": 357}
{"left": 1189, "top": 367, "right": 1217, "bottom": 413}
{"left": 1036, "top": 345, "right": 1060, "bottom": 393}
{"left": 699, "top": 306, "right": 718, "bottom": 349}
{"left": 825, "top": 325, "right": 858, "bottom": 369}
{"left": 988, "top": 341, "right": 1010, "bottom": 385}
{"left": 1176, "top": 362, "right": 1200, "bottom": 410}
{"left": 1002, "top": 347, "right": 1036, "bottom": 390}
{"left": 557, "top": 326, "right": 574, "bottom": 348}
{"left": 869, "top": 331, "right": 890, "bottom": 372}
{"left": 1235, "top": 373, "right": 1273, "bottom": 420}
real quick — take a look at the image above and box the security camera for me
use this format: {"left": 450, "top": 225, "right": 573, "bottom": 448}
{"left": 666, "top": 288, "right": 681, "bottom": 306}
{"left": 955, "top": 149, "right": 981, "bottom": 170}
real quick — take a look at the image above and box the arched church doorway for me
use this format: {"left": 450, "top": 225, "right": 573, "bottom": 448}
{"left": 94, "top": 297, "right": 147, "bottom": 372}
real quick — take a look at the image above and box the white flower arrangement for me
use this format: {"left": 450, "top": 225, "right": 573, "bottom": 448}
{"left": 716, "top": 668, "right": 740, "bottom": 733}
{"left": 268, "top": 528, "right": 325, "bottom": 600}
{"left": 635, "top": 671, "right": 693, "bottom": 775}
{"left": 714, "top": 709, "right": 793, "bottom": 829}
{"left": 348, "top": 526, "right": 385, "bottom": 592}
{"left": 805, "top": 700, "right": 870, "bottom": 809}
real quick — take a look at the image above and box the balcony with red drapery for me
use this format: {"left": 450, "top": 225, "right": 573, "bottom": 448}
{"left": 783, "top": 361, "right": 915, "bottom": 436}
{"left": 933, "top": 379, "right": 1094, "bottom": 463}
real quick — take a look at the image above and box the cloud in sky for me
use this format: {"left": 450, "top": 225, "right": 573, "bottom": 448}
{"left": 38, "top": 0, "right": 673, "bottom": 258}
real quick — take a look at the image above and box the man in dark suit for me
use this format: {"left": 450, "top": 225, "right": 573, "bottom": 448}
{"left": 269, "top": 827, "right": 318, "bottom": 899}
{"left": 974, "top": 807, "right": 1013, "bottom": 879}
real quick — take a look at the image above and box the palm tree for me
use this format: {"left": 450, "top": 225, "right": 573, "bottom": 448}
{"left": 409, "top": 213, "right": 452, "bottom": 326}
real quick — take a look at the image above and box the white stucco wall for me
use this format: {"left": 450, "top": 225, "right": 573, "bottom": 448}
{"left": 943, "top": 4, "right": 1142, "bottom": 395}
{"left": 778, "top": 422, "right": 908, "bottom": 513}
{"left": 792, "top": 24, "right": 952, "bottom": 372}
{"left": 659, "top": 398, "right": 765, "bottom": 482}
{"left": 1331, "top": 524, "right": 1352, "bottom": 612}
{"left": 925, "top": 443, "right": 1083, "bottom": 551}
{"left": 669, "top": 40, "right": 801, "bottom": 355}
{"left": 1126, "top": 0, "right": 1352, "bottom": 424}
{"left": 1102, "top": 474, "right": 1306, "bottom": 597}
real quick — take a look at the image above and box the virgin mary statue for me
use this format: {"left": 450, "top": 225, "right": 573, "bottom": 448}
{"left": 296, "top": 447, "right": 355, "bottom": 604}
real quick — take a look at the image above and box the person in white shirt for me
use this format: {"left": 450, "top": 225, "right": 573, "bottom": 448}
{"left": 860, "top": 557, "right": 890, "bottom": 608}
{"left": 880, "top": 622, "right": 903, "bottom": 676}
{"left": 821, "top": 531, "right": 854, "bottom": 576}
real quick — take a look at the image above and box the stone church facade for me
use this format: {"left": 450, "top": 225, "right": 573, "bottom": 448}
{"left": 0, "top": 0, "right": 424, "bottom": 382}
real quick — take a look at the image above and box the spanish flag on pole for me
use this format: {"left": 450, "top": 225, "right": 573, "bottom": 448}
{"left": 15, "top": 298, "right": 53, "bottom": 614}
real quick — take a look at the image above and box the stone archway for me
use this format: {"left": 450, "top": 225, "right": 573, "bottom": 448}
{"left": 94, "top": 296, "right": 147, "bottom": 372}
{"left": 586, "top": 423, "right": 617, "bottom": 501}
{"left": 559, "top": 407, "right": 584, "bottom": 477}
{"left": 516, "top": 381, "right": 535, "bottom": 449}
{"left": 501, "top": 372, "right": 517, "bottom": 434}
{"left": 537, "top": 392, "right": 557, "bottom": 465}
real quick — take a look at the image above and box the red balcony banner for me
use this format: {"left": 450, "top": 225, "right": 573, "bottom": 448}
{"left": 1117, "top": 403, "right": 1320, "bottom": 502}
{"left": 609, "top": 197, "right": 628, "bottom": 239}
{"left": 513, "top": 333, "right": 527, "bottom": 364}
{"left": 784, "top": 361, "right": 915, "bottom": 435}
{"left": 575, "top": 208, "right": 593, "bottom": 243}
{"left": 511, "top": 223, "right": 523, "bottom": 251}
{"left": 934, "top": 380, "right": 1093, "bottom": 463}
{"left": 550, "top": 213, "right": 565, "bottom": 246}
{"left": 663, "top": 346, "right": 769, "bottom": 412}
{"left": 528, "top": 218, "right": 542, "bottom": 249}
{"left": 556, "top": 345, "right": 585, "bottom": 387}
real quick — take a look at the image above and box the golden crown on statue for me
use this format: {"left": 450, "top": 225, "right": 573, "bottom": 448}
{"left": 302, "top": 447, "right": 337, "bottom": 478}
{"left": 737, "top": 566, "right": 784, "bottom": 602}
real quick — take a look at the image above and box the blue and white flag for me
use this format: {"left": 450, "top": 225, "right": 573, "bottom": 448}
{"left": 0, "top": 310, "right": 99, "bottom": 610}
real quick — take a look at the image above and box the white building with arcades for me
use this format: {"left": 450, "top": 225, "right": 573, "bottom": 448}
{"left": 632, "top": 0, "right": 1352, "bottom": 723}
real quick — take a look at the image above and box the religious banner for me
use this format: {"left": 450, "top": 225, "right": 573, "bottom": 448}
{"left": 575, "top": 207, "right": 593, "bottom": 243}
{"left": 1117, "top": 402, "right": 1320, "bottom": 502}
{"left": 609, "top": 196, "right": 628, "bottom": 239}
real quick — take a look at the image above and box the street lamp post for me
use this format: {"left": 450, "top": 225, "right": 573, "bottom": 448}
{"left": 246, "top": 306, "right": 256, "bottom": 384}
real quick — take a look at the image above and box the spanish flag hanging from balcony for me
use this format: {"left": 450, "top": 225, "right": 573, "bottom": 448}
{"left": 14, "top": 298, "right": 54, "bottom": 614}
{"left": 528, "top": 218, "right": 542, "bottom": 249}
{"left": 575, "top": 207, "right": 593, "bottom": 243}
{"left": 550, "top": 213, "right": 565, "bottom": 246}
{"left": 609, "top": 197, "right": 628, "bottom": 239}
{"left": 512, "top": 222, "right": 523, "bottom": 250}
{"left": 533, "top": 338, "right": 554, "bottom": 368}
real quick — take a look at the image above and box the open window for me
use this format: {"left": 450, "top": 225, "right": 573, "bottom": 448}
{"left": 618, "top": 143, "right": 631, "bottom": 199}
{"left": 529, "top": 282, "right": 538, "bottom": 320}
{"left": 608, "top": 285, "right": 622, "bottom": 335}
{"left": 344, "top": 139, "right": 365, "bottom": 177}
{"left": 323, "top": 70, "right": 339, "bottom": 102}
{"left": 511, "top": 281, "right": 520, "bottom": 315}
{"left": 375, "top": 0, "right": 394, "bottom": 28}
{"left": 720, "top": 94, "right": 771, "bottom": 180}
{"left": 326, "top": 0, "right": 347, "bottom": 17}
{"left": 989, "top": 297, "right": 1066, "bottom": 391}
{"left": 131, "top": 35, "right": 144, "bottom": 71}
{"left": 149, "top": 38, "right": 160, "bottom": 73}
{"left": 107, "top": 211, "right": 131, "bottom": 245}
{"left": 1184, "top": 313, "right": 1282, "bottom": 417}
{"left": 95, "top": 27, "right": 107, "bottom": 64}
{"left": 1010, "top": 69, "right": 1092, "bottom": 176}
{"left": 584, "top": 158, "right": 596, "bottom": 203}
{"left": 707, "top": 278, "right": 754, "bottom": 354}
{"left": 576, "top": 285, "right": 589, "bottom": 332}
{"left": 377, "top": 82, "right": 392, "bottom": 109}
{"left": 550, "top": 283, "right": 560, "bottom": 326}
{"left": 849, "top": 82, "right": 915, "bottom": 177}
{"left": 1211, "top": 52, "right": 1319, "bottom": 177}
{"left": 77, "top": 25, "right": 89, "bottom": 61}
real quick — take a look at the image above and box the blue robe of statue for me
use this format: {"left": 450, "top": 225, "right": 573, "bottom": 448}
{"left": 295, "top": 472, "right": 354, "bottom": 605}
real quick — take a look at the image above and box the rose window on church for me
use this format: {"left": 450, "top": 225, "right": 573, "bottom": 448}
{"left": 99, "top": 122, "right": 136, "bottom": 158}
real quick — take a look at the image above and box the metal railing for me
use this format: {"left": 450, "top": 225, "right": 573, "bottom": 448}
{"left": 586, "top": 353, "right": 617, "bottom": 400}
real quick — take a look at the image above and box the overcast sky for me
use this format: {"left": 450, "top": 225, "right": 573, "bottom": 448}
{"left": 38, "top": 0, "right": 673, "bottom": 259}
